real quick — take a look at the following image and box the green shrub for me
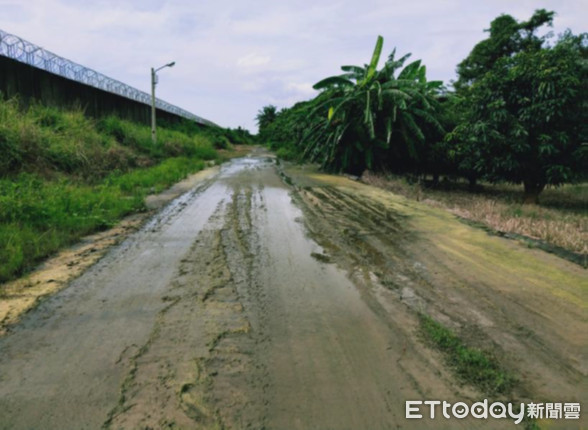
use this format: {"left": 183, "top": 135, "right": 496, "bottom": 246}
{"left": 276, "top": 146, "right": 299, "bottom": 161}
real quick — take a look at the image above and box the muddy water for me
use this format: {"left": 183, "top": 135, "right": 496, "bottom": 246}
{"left": 1, "top": 152, "right": 573, "bottom": 429}
{"left": 256, "top": 185, "right": 417, "bottom": 428}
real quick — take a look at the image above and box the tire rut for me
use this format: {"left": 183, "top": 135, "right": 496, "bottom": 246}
{"left": 104, "top": 189, "right": 267, "bottom": 429}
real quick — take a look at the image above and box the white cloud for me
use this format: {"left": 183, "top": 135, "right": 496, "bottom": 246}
{"left": 237, "top": 53, "right": 271, "bottom": 69}
{"left": 0, "top": 0, "right": 585, "bottom": 132}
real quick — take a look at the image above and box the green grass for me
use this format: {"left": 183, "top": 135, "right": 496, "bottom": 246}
{"left": 97, "top": 115, "right": 218, "bottom": 162}
{"left": 0, "top": 157, "right": 211, "bottom": 283}
{"left": 0, "top": 97, "right": 218, "bottom": 179}
{"left": 276, "top": 145, "right": 300, "bottom": 161}
{"left": 0, "top": 96, "right": 229, "bottom": 284}
{"left": 106, "top": 157, "right": 207, "bottom": 194}
{"left": 0, "top": 175, "right": 137, "bottom": 282}
{"left": 419, "top": 314, "right": 516, "bottom": 396}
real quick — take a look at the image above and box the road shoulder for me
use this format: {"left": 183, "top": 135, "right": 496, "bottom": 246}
{"left": 0, "top": 166, "right": 220, "bottom": 336}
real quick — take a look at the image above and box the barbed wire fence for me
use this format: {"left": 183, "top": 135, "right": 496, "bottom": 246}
{"left": 0, "top": 29, "right": 216, "bottom": 127}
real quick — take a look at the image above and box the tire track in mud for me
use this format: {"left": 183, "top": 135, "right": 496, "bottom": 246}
{"left": 285, "top": 169, "right": 586, "bottom": 421}
{"left": 102, "top": 158, "right": 586, "bottom": 429}
{"left": 249, "top": 173, "right": 483, "bottom": 430}
{"left": 125, "top": 159, "right": 513, "bottom": 430}
{"left": 104, "top": 186, "right": 269, "bottom": 429}
{"left": 2, "top": 154, "right": 582, "bottom": 429}
{"left": 113, "top": 158, "right": 478, "bottom": 429}
{"left": 288, "top": 185, "right": 472, "bottom": 393}
{"left": 291, "top": 184, "right": 521, "bottom": 389}
{"left": 294, "top": 185, "right": 426, "bottom": 303}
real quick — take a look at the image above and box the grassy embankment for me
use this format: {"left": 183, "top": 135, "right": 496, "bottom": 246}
{"left": 0, "top": 97, "right": 243, "bottom": 285}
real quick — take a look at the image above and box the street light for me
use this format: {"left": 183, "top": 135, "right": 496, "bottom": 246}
{"left": 151, "top": 61, "right": 175, "bottom": 144}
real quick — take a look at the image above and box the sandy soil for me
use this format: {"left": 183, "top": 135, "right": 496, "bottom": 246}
{"left": 0, "top": 150, "right": 585, "bottom": 429}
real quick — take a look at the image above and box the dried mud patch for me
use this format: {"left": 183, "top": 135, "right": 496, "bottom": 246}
{"left": 105, "top": 180, "right": 267, "bottom": 429}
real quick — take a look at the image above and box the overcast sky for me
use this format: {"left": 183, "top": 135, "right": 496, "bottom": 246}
{"left": 1, "top": 0, "right": 586, "bottom": 132}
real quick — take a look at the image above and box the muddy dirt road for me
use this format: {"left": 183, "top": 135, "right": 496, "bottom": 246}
{"left": 0, "top": 151, "right": 585, "bottom": 429}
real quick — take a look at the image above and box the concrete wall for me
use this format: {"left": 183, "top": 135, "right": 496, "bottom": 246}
{"left": 0, "top": 56, "right": 184, "bottom": 125}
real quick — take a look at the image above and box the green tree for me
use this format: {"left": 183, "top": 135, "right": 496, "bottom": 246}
{"left": 450, "top": 10, "right": 588, "bottom": 203}
{"left": 455, "top": 9, "right": 555, "bottom": 89}
{"left": 255, "top": 105, "right": 278, "bottom": 138}
{"left": 304, "top": 36, "right": 444, "bottom": 174}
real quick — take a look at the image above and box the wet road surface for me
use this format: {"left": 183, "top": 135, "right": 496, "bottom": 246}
{"left": 0, "top": 152, "right": 585, "bottom": 429}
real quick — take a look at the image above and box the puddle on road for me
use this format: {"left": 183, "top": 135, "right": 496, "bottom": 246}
{"left": 0, "top": 155, "right": 272, "bottom": 429}
{"left": 2, "top": 152, "right": 581, "bottom": 429}
{"left": 215, "top": 159, "right": 464, "bottom": 429}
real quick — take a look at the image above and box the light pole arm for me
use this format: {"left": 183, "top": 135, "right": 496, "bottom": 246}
{"left": 154, "top": 61, "right": 175, "bottom": 73}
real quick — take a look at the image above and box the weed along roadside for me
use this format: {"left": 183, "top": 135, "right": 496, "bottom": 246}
{"left": 0, "top": 95, "right": 255, "bottom": 331}
{"left": 0, "top": 149, "right": 585, "bottom": 429}
{"left": 0, "top": 163, "right": 222, "bottom": 335}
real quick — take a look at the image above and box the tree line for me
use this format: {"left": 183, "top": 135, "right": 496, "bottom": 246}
{"left": 256, "top": 10, "right": 587, "bottom": 203}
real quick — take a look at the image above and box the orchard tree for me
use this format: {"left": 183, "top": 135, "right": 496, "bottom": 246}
{"left": 261, "top": 98, "right": 326, "bottom": 158}
{"left": 450, "top": 10, "right": 588, "bottom": 203}
{"left": 455, "top": 9, "right": 555, "bottom": 89}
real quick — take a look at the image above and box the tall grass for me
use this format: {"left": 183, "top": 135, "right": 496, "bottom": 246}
{"left": 0, "top": 97, "right": 221, "bottom": 284}
{"left": 0, "top": 97, "right": 217, "bottom": 179}
{"left": 97, "top": 115, "right": 217, "bottom": 162}
{"left": 1, "top": 99, "right": 122, "bottom": 177}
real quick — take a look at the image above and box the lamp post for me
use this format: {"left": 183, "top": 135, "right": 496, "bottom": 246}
{"left": 151, "top": 61, "right": 175, "bottom": 144}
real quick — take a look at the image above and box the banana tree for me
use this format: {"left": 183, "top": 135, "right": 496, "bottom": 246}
{"left": 303, "top": 36, "right": 444, "bottom": 174}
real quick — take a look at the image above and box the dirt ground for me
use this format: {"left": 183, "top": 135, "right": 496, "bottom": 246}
{"left": 0, "top": 149, "right": 585, "bottom": 429}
